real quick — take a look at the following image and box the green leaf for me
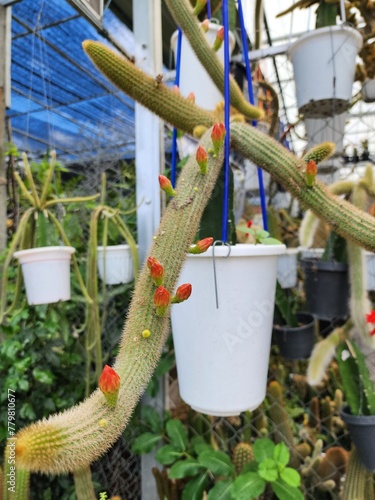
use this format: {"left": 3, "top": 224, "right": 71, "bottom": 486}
{"left": 258, "top": 458, "right": 278, "bottom": 482}
{"left": 262, "top": 237, "right": 282, "bottom": 245}
{"left": 206, "top": 479, "right": 233, "bottom": 500}
{"left": 169, "top": 458, "right": 205, "bottom": 479}
{"left": 253, "top": 438, "right": 275, "bottom": 463}
{"left": 32, "top": 368, "right": 54, "bottom": 385}
{"left": 166, "top": 419, "right": 188, "bottom": 452}
{"left": 131, "top": 432, "right": 161, "bottom": 455}
{"left": 279, "top": 468, "right": 301, "bottom": 488}
{"left": 198, "top": 450, "right": 235, "bottom": 477}
{"left": 195, "top": 442, "right": 214, "bottom": 455}
{"left": 155, "top": 351, "right": 175, "bottom": 377}
{"left": 155, "top": 444, "right": 183, "bottom": 465}
{"left": 182, "top": 472, "right": 210, "bottom": 500}
{"left": 271, "top": 478, "right": 304, "bottom": 500}
{"left": 273, "top": 443, "right": 290, "bottom": 467}
{"left": 141, "top": 405, "right": 162, "bottom": 433}
{"left": 232, "top": 472, "right": 266, "bottom": 500}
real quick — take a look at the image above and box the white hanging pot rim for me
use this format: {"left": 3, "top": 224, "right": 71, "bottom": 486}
{"left": 188, "top": 243, "right": 286, "bottom": 258}
{"left": 288, "top": 25, "right": 363, "bottom": 59}
{"left": 14, "top": 246, "right": 75, "bottom": 260}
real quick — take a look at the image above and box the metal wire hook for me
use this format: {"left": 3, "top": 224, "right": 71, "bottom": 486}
{"left": 212, "top": 240, "right": 231, "bottom": 309}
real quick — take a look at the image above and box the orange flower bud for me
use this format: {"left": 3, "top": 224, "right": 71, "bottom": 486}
{"left": 211, "top": 123, "right": 226, "bottom": 155}
{"left": 159, "top": 175, "right": 177, "bottom": 197}
{"left": 150, "top": 261, "right": 164, "bottom": 286}
{"left": 213, "top": 27, "right": 225, "bottom": 51}
{"left": 147, "top": 256, "right": 158, "bottom": 269}
{"left": 172, "top": 283, "right": 192, "bottom": 304}
{"left": 173, "top": 84, "right": 180, "bottom": 94}
{"left": 306, "top": 160, "right": 317, "bottom": 187}
{"left": 99, "top": 365, "right": 120, "bottom": 408}
{"left": 154, "top": 286, "right": 171, "bottom": 316}
{"left": 196, "top": 145, "right": 208, "bottom": 174}
{"left": 189, "top": 237, "right": 214, "bottom": 254}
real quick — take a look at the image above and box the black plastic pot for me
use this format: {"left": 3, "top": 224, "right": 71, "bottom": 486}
{"left": 273, "top": 312, "right": 316, "bottom": 360}
{"left": 301, "top": 259, "right": 349, "bottom": 320}
{"left": 341, "top": 406, "right": 375, "bottom": 472}
{"left": 318, "top": 318, "right": 347, "bottom": 338}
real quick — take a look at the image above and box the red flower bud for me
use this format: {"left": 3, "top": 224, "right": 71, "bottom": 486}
{"left": 366, "top": 310, "right": 375, "bottom": 324}
{"left": 189, "top": 237, "right": 214, "bottom": 254}
{"left": 154, "top": 286, "right": 171, "bottom": 316}
{"left": 159, "top": 175, "right": 177, "bottom": 197}
{"left": 306, "top": 160, "right": 317, "bottom": 187}
{"left": 211, "top": 123, "right": 226, "bottom": 155}
{"left": 99, "top": 365, "right": 120, "bottom": 408}
{"left": 172, "top": 283, "right": 192, "bottom": 304}
{"left": 213, "top": 27, "right": 225, "bottom": 51}
{"left": 150, "top": 261, "right": 164, "bottom": 286}
{"left": 196, "top": 146, "right": 208, "bottom": 174}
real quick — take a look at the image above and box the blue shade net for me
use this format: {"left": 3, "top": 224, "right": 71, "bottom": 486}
{"left": 8, "top": 0, "right": 136, "bottom": 163}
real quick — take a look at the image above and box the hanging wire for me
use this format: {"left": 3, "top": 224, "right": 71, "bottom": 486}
{"left": 237, "top": 0, "right": 268, "bottom": 230}
{"left": 170, "top": 28, "right": 182, "bottom": 188}
{"left": 221, "top": 0, "right": 231, "bottom": 242}
{"left": 207, "top": 0, "right": 211, "bottom": 20}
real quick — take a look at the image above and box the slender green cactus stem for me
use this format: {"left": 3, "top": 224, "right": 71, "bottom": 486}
{"left": 83, "top": 40, "right": 375, "bottom": 252}
{"left": 14, "top": 128, "right": 225, "bottom": 474}
{"left": 164, "top": 0, "right": 264, "bottom": 121}
{"left": 73, "top": 467, "right": 96, "bottom": 500}
{"left": 343, "top": 448, "right": 374, "bottom": 500}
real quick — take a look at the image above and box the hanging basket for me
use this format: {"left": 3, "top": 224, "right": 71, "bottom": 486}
{"left": 171, "top": 23, "right": 235, "bottom": 111}
{"left": 273, "top": 312, "right": 316, "bottom": 360}
{"left": 304, "top": 112, "right": 347, "bottom": 157}
{"left": 14, "top": 246, "right": 75, "bottom": 306}
{"left": 97, "top": 245, "right": 135, "bottom": 285}
{"left": 341, "top": 406, "right": 375, "bottom": 472}
{"left": 301, "top": 258, "right": 350, "bottom": 320}
{"left": 171, "top": 243, "right": 286, "bottom": 417}
{"left": 288, "top": 26, "right": 362, "bottom": 117}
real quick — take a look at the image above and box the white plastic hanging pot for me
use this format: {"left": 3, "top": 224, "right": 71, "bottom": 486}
{"left": 362, "top": 79, "right": 375, "bottom": 103}
{"left": 288, "top": 26, "right": 362, "bottom": 117}
{"left": 171, "top": 23, "right": 235, "bottom": 111}
{"left": 14, "top": 246, "right": 75, "bottom": 305}
{"left": 171, "top": 243, "right": 286, "bottom": 416}
{"left": 97, "top": 245, "right": 135, "bottom": 285}
{"left": 365, "top": 251, "right": 375, "bottom": 291}
{"left": 277, "top": 248, "right": 299, "bottom": 289}
{"left": 304, "top": 112, "right": 347, "bottom": 156}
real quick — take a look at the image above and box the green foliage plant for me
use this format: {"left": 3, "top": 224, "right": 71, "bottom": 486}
{"left": 0, "top": 152, "right": 98, "bottom": 321}
{"left": 132, "top": 414, "right": 303, "bottom": 500}
{"left": 8, "top": 0, "right": 375, "bottom": 496}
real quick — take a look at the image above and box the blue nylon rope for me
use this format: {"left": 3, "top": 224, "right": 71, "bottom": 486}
{"left": 207, "top": 0, "right": 211, "bottom": 19}
{"left": 237, "top": 0, "right": 268, "bottom": 231}
{"left": 221, "top": 0, "right": 231, "bottom": 242}
{"left": 171, "top": 28, "right": 183, "bottom": 188}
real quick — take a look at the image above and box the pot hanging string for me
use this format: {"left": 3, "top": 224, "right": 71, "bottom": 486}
{"left": 237, "top": 0, "right": 268, "bottom": 231}
{"left": 221, "top": 0, "right": 231, "bottom": 242}
{"left": 207, "top": 0, "right": 211, "bottom": 19}
{"left": 170, "top": 28, "right": 182, "bottom": 188}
